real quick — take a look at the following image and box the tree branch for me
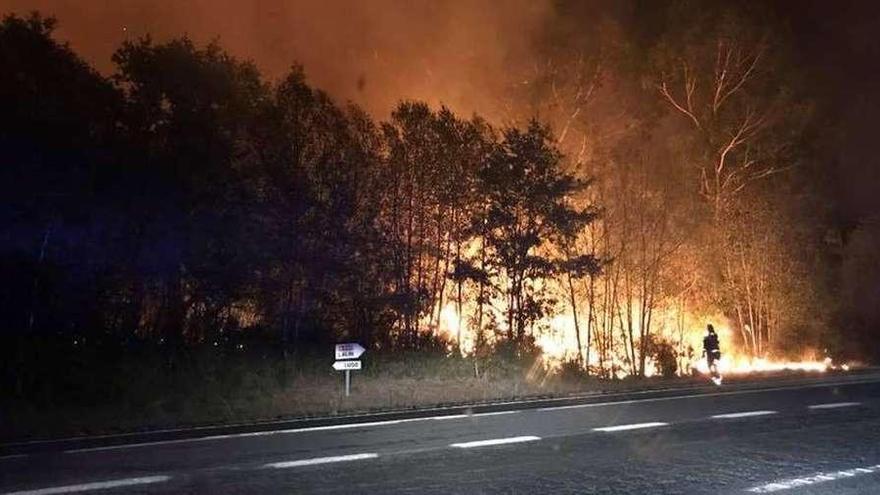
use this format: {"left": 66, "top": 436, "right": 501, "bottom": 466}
{"left": 715, "top": 41, "right": 765, "bottom": 111}
{"left": 658, "top": 78, "right": 701, "bottom": 130}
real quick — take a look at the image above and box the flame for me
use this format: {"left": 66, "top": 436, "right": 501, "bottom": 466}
{"left": 436, "top": 303, "right": 476, "bottom": 355}
{"left": 536, "top": 312, "right": 583, "bottom": 363}
{"left": 426, "top": 298, "right": 841, "bottom": 378}
{"left": 693, "top": 355, "right": 831, "bottom": 375}
{"left": 438, "top": 304, "right": 460, "bottom": 342}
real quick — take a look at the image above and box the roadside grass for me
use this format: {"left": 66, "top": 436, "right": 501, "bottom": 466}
{"left": 0, "top": 351, "right": 832, "bottom": 441}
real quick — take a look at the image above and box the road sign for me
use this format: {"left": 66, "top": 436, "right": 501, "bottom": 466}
{"left": 334, "top": 343, "right": 365, "bottom": 397}
{"left": 333, "top": 360, "right": 362, "bottom": 371}
{"left": 335, "top": 343, "right": 365, "bottom": 360}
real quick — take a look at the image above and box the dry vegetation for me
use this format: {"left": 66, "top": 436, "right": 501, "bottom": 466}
{"left": 0, "top": 354, "right": 675, "bottom": 440}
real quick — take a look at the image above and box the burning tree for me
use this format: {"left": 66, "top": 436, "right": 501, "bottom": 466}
{"left": 379, "top": 103, "right": 491, "bottom": 349}
{"left": 464, "top": 121, "right": 599, "bottom": 353}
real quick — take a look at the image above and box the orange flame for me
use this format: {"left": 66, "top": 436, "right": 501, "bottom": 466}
{"left": 429, "top": 300, "right": 837, "bottom": 378}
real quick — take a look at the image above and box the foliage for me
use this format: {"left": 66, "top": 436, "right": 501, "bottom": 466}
{"left": 647, "top": 336, "right": 678, "bottom": 379}
{"left": 472, "top": 121, "right": 598, "bottom": 343}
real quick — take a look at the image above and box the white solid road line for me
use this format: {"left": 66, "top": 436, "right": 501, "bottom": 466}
{"left": 64, "top": 420, "right": 403, "bottom": 454}
{"left": 65, "top": 410, "right": 522, "bottom": 454}
{"left": 450, "top": 436, "right": 541, "bottom": 449}
{"left": 592, "top": 422, "right": 668, "bottom": 432}
{"left": 711, "top": 410, "right": 777, "bottom": 419}
{"left": 0, "top": 454, "right": 28, "bottom": 461}
{"left": 264, "top": 453, "right": 378, "bottom": 469}
{"left": 1, "top": 475, "right": 171, "bottom": 495}
{"left": 808, "top": 401, "right": 861, "bottom": 410}
{"left": 536, "top": 378, "right": 878, "bottom": 412}
{"left": 747, "top": 464, "right": 880, "bottom": 493}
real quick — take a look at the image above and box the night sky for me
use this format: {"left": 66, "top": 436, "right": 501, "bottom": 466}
{"left": 778, "top": 0, "right": 880, "bottom": 224}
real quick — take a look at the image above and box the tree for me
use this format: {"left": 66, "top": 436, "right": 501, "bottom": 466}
{"left": 111, "top": 36, "right": 270, "bottom": 348}
{"left": 650, "top": 4, "right": 811, "bottom": 356}
{"left": 378, "top": 103, "right": 491, "bottom": 350}
{"left": 652, "top": 5, "right": 805, "bottom": 217}
{"left": 0, "top": 13, "right": 123, "bottom": 397}
{"left": 0, "top": 13, "right": 121, "bottom": 335}
{"left": 471, "top": 121, "right": 598, "bottom": 349}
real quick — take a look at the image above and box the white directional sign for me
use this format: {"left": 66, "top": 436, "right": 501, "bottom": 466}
{"left": 333, "top": 360, "right": 362, "bottom": 371}
{"left": 334, "top": 342, "right": 365, "bottom": 396}
{"left": 335, "top": 342, "right": 365, "bottom": 360}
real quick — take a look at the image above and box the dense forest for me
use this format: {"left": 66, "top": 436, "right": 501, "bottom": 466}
{"left": 2, "top": 3, "right": 878, "bottom": 408}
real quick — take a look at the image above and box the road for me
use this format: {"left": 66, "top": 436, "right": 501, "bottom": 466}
{"left": 2, "top": 373, "right": 880, "bottom": 494}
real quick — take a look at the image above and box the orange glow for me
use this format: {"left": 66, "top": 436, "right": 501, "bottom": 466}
{"left": 429, "top": 299, "right": 840, "bottom": 378}
{"left": 693, "top": 355, "right": 830, "bottom": 375}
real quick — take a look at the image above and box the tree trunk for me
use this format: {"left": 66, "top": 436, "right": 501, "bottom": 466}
{"left": 585, "top": 275, "right": 596, "bottom": 375}
{"left": 567, "top": 271, "right": 583, "bottom": 366}
{"left": 27, "top": 221, "right": 54, "bottom": 332}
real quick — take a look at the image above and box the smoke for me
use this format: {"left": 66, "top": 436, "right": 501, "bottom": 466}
{"left": 0, "top": 0, "right": 556, "bottom": 118}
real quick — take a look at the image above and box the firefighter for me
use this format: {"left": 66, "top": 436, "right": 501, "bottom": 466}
{"left": 703, "top": 324, "right": 721, "bottom": 376}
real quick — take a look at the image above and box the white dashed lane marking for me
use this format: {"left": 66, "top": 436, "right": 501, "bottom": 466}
{"left": 747, "top": 464, "right": 880, "bottom": 493}
{"left": 264, "top": 453, "right": 379, "bottom": 469}
{"left": 450, "top": 436, "right": 541, "bottom": 449}
{"left": 711, "top": 410, "right": 777, "bottom": 419}
{"left": 470, "top": 410, "right": 521, "bottom": 417}
{"left": 1, "top": 475, "right": 171, "bottom": 495}
{"left": 808, "top": 401, "right": 861, "bottom": 410}
{"left": 592, "top": 422, "right": 668, "bottom": 432}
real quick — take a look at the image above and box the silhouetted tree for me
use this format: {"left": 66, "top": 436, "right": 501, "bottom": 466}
{"left": 472, "top": 121, "right": 597, "bottom": 347}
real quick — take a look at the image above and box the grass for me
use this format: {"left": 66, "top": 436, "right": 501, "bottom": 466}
{"left": 0, "top": 351, "right": 838, "bottom": 441}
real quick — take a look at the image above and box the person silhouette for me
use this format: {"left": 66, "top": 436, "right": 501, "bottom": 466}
{"left": 703, "top": 324, "right": 722, "bottom": 383}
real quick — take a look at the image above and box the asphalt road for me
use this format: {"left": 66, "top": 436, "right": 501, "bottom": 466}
{"left": 2, "top": 373, "right": 880, "bottom": 494}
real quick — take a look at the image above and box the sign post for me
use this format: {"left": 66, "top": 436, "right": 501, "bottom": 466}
{"left": 333, "top": 343, "right": 365, "bottom": 397}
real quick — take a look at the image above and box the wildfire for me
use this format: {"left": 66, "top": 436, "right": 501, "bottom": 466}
{"left": 693, "top": 356, "right": 831, "bottom": 375}
{"left": 437, "top": 303, "right": 475, "bottom": 355}
{"left": 428, "top": 299, "right": 842, "bottom": 379}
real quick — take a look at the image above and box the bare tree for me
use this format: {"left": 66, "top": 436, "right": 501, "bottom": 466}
{"left": 656, "top": 32, "right": 793, "bottom": 217}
